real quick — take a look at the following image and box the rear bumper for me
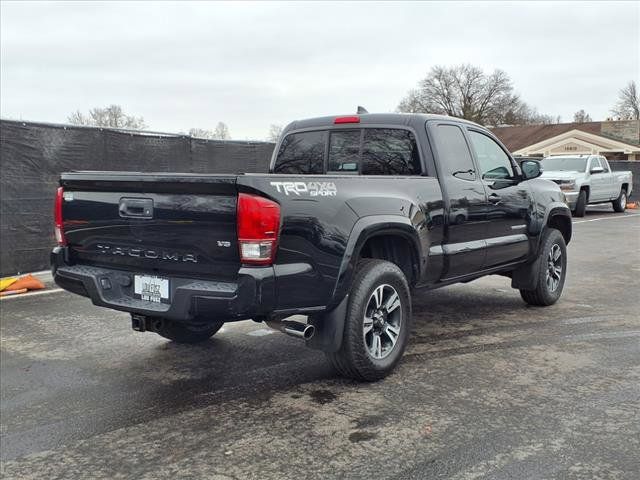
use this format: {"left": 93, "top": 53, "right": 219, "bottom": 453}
{"left": 51, "top": 247, "right": 275, "bottom": 322}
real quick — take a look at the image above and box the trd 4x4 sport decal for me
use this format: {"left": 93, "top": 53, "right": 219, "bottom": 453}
{"left": 270, "top": 181, "right": 337, "bottom": 197}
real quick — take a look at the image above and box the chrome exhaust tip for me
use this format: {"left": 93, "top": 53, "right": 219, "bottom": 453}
{"left": 266, "top": 320, "right": 315, "bottom": 340}
{"left": 284, "top": 322, "right": 315, "bottom": 340}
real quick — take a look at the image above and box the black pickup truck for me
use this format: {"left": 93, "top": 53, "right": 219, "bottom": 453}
{"left": 52, "top": 113, "right": 572, "bottom": 381}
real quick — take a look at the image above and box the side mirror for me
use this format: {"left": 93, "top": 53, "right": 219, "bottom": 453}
{"left": 521, "top": 160, "right": 542, "bottom": 180}
{"left": 590, "top": 166, "right": 605, "bottom": 174}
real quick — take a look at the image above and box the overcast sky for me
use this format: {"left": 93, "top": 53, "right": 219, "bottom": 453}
{"left": 1, "top": 1, "right": 638, "bottom": 139}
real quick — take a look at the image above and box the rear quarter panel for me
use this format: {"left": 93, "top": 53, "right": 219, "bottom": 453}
{"left": 238, "top": 174, "right": 444, "bottom": 312}
{"left": 614, "top": 171, "right": 633, "bottom": 189}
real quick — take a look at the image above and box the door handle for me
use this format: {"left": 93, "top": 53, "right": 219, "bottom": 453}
{"left": 488, "top": 194, "right": 501, "bottom": 204}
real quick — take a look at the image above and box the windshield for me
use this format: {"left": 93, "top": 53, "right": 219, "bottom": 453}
{"left": 542, "top": 157, "right": 587, "bottom": 172}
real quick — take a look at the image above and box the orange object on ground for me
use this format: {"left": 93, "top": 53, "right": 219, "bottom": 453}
{"left": 0, "top": 288, "right": 28, "bottom": 297}
{"left": 0, "top": 277, "right": 18, "bottom": 291}
{"left": 627, "top": 201, "right": 637, "bottom": 209}
{"left": 4, "top": 274, "right": 45, "bottom": 291}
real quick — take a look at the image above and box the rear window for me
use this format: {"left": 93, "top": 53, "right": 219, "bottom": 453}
{"left": 273, "top": 131, "right": 325, "bottom": 174}
{"left": 274, "top": 127, "right": 422, "bottom": 175}
{"left": 541, "top": 157, "right": 587, "bottom": 172}
{"left": 328, "top": 130, "right": 360, "bottom": 172}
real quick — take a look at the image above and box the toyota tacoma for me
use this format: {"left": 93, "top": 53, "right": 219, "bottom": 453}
{"left": 52, "top": 113, "right": 572, "bottom": 381}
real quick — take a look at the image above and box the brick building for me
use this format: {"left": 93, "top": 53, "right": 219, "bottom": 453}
{"left": 491, "top": 120, "right": 640, "bottom": 160}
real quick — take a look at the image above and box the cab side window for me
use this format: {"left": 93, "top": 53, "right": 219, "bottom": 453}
{"left": 273, "top": 131, "right": 325, "bottom": 174}
{"left": 361, "top": 129, "right": 421, "bottom": 175}
{"left": 468, "top": 130, "right": 514, "bottom": 180}
{"left": 590, "top": 157, "right": 602, "bottom": 172}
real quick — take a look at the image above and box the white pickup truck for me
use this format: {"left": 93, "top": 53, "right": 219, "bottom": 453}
{"left": 540, "top": 155, "right": 633, "bottom": 217}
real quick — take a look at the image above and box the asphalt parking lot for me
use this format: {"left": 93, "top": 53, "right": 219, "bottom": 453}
{"left": 1, "top": 208, "right": 639, "bottom": 480}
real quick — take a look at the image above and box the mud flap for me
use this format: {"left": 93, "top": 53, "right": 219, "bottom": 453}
{"left": 511, "top": 255, "right": 542, "bottom": 291}
{"left": 306, "top": 295, "right": 349, "bottom": 353}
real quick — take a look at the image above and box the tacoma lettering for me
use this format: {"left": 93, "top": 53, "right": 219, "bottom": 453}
{"left": 96, "top": 245, "right": 197, "bottom": 263}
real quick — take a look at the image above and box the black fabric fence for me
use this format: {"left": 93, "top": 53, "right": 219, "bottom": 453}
{"left": 0, "top": 120, "right": 274, "bottom": 276}
{"left": 1, "top": 119, "right": 637, "bottom": 276}
{"left": 609, "top": 161, "right": 640, "bottom": 201}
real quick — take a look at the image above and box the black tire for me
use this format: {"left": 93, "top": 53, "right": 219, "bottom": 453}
{"left": 519, "top": 229, "right": 567, "bottom": 306}
{"left": 326, "top": 259, "right": 411, "bottom": 382}
{"left": 573, "top": 190, "right": 587, "bottom": 217}
{"left": 156, "top": 318, "right": 224, "bottom": 344}
{"left": 612, "top": 189, "right": 627, "bottom": 213}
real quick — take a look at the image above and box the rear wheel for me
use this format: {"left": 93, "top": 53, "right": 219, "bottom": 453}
{"left": 573, "top": 190, "right": 587, "bottom": 217}
{"left": 519, "top": 229, "right": 567, "bottom": 306}
{"left": 157, "top": 318, "right": 224, "bottom": 344}
{"left": 612, "top": 189, "right": 627, "bottom": 213}
{"left": 326, "top": 259, "right": 411, "bottom": 382}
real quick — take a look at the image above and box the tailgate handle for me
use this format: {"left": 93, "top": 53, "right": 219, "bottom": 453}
{"left": 119, "top": 198, "right": 153, "bottom": 219}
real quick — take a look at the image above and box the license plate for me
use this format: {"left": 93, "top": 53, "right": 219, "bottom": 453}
{"left": 134, "top": 275, "right": 170, "bottom": 304}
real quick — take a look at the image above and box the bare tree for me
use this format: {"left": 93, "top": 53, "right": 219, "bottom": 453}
{"left": 398, "top": 64, "right": 553, "bottom": 126}
{"left": 611, "top": 81, "right": 639, "bottom": 120}
{"left": 67, "top": 105, "right": 146, "bottom": 129}
{"left": 267, "top": 124, "right": 283, "bottom": 142}
{"left": 68, "top": 110, "right": 89, "bottom": 126}
{"left": 189, "top": 128, "right": 215, "bottom": 139}
{"left": 504, "top": 103, "right": 555, "bottom": 126}
{"left": 189, "top": 123, "right": 231, "bottom": 140}
{"left": 213, "top": 122, "right": 231, "bottom": 140}
{"left": 573, "top": 109, "right": 592, "bottom": 123}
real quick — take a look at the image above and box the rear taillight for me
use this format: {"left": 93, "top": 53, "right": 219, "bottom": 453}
{"left": 237, "top": 193, "right": 280, "bottom": 265}
{"left": 54, "top": 186, "right": 66, "bottom": 246}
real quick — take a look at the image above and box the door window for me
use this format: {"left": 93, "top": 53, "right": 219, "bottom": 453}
{"left": 433, "top": 125, "right": 476, "bottom": 181}
{"left": 590, "top": 157, "right": 602, "bottom": 172}
{"left": 468, "top": 131, "right": 514, "bottom": 180}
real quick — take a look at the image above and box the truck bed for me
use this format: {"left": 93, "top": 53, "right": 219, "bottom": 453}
{"left": 55, "top": 170, "right": 445, "bottom": 320}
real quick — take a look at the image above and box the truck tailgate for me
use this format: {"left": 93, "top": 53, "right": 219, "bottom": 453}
{"left": 60, "top": 172, "right": 240, "bottom": 279}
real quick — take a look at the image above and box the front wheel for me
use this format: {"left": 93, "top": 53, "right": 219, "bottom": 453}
{"left": 326, "top": 259, "right": 411, "bottom": 382}
{"left": 520, "top": 229, "right": 567, "bottom": 306}
{"left": 156, "top": 318, "right": 224, "bottom": 344}
{"left": 612, "top": 189, "right": 627, "bottom": 213}
{"left": 573, "top": 190, "right": 587, "bottom": 217}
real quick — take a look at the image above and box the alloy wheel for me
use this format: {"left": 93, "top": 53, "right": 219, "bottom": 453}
{"left": 546, "top": 244, "right": 563, "bottom": 292}
{"left": 363, "top": 284, "right": 402, "bottom": 359}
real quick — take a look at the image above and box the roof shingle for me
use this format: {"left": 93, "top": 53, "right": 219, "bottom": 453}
{"left": 490, "top": 122, "right": 603, "bottom": 152}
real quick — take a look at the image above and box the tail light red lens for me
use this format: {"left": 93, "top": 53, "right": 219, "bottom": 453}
{"left": 54, "top": 186, "right": 66, "bottom": 246}
{"left": 237, "top": 193, "right": 280, "bottom": 265}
